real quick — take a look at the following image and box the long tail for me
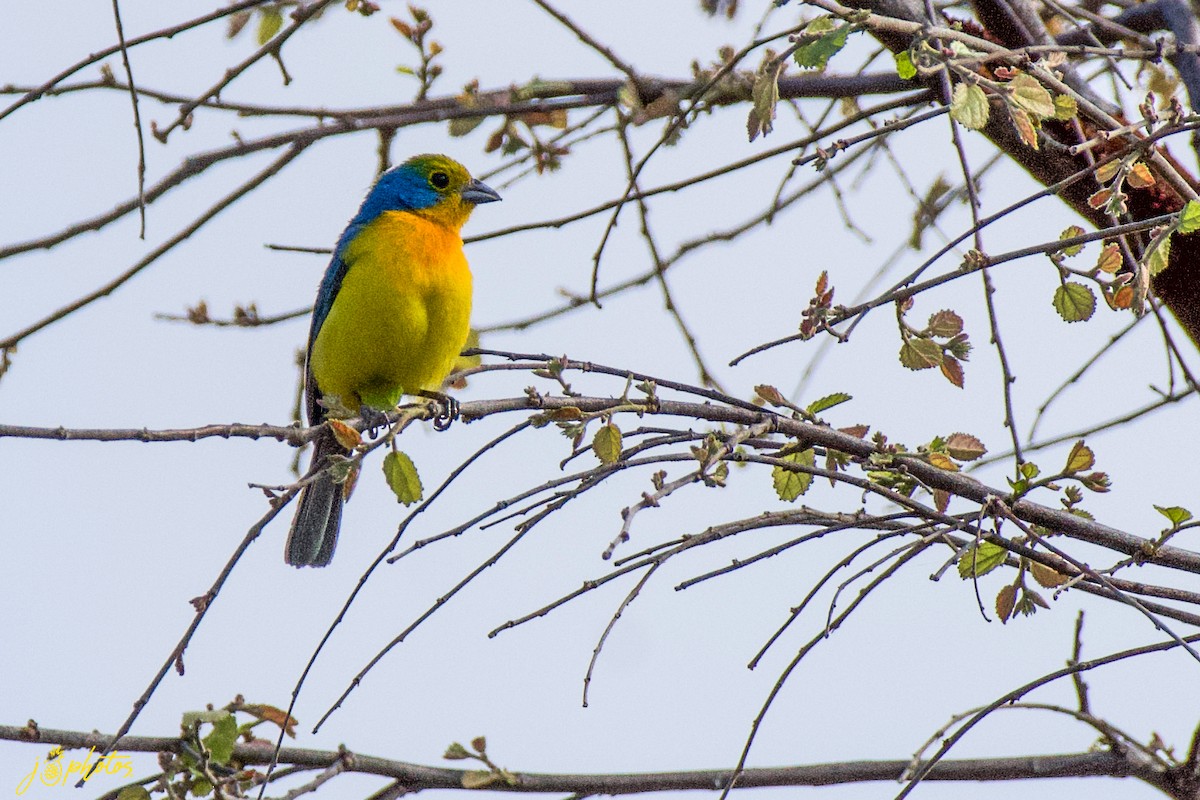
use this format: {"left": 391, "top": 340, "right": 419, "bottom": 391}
{"left": 285, "top": 428, "right": 345, "bottom": 567}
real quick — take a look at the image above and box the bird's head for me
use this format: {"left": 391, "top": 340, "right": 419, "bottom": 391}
{"left": 352, "top": 154, "right": 501, "bottom": 231}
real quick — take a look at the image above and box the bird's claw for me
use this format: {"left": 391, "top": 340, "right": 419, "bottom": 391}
{"left": 433, "top": 396, "right": 459, "bottom": 431}
{"left": 419, "top": 391, "right": 459, "bottom": 431}
{"left": 358, "top": 405, "right": 389, "bottom": 437}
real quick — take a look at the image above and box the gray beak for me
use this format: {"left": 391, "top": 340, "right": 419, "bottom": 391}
{"left": 461, "top": 178, "right": 502, "bottom": 205}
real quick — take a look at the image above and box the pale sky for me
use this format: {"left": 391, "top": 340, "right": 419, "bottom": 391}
{"left": 2, "top": 2, "right": 1198, "bottom": 799}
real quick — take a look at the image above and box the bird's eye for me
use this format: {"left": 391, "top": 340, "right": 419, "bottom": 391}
{"left": 430, "top": 171, "right": 450, "bottom": 189}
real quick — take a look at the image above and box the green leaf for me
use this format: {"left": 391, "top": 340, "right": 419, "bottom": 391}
{"left": 117, "top": 788, "right": 153, "bottom": 800}
{"left": 957, "top": 540, "right": 1007, "bottom": 578}
{"left": 1052, "top": 282, "right": 1095, "bottom": 322}
{"left": 1178, "top": 199, "right": 1200, "bottom": 234}
{"left": 708, "top": 461, "right": 729, "bottom": 487}
{"left": 593, "top": 422, "right": 623, "bottom": 464}
{"left": 1154, "top": 505, "right": 1193, "bottom": 526}
{"left": 449, "top": 115, "right": 485, "bottom": 137}
{"left": 383, "top": 450, "right": 423, "bottom": 505}
{"left": 1053, "top": 94, "right": 1078, "bottom": 120}
{"left": 772, "top": 448, "right": 815, "bottom": 502}
{"left": 181, "top": 709, "right": 233, "bottom": 727}
{"left": 747, "top": 64, "right": 781, "bottom": 141}
{"left": 1008, "top": 73, "right": 1055, "bottom": 119}
{"left": 444, "top": 742, "right": 471, "bottom": 760}
{"left": 899, "top": 337, "right": 943, "bottom": 370}
{"left": 1058, "top": 225, "right": 1085, "bottom": 257}
{"left": 950, "top": 82, "right": 989, "bottom": 130}
{"left": 794, "top": 20, "right": 851, "bottom": 70}
{"left": 256, "top": 6, "right": 284, "bottom": 45}
{"left": 806, "top": 392, "right": 851, "bottom": 415}
{"left": 202, "top": 712, "right": 238, "bottom": 765}
{"left": 894, "top": 50, "right": 916, "bottom": 80}
{"left": 1145, "top": 230, "right": 1173, "bottom": 276}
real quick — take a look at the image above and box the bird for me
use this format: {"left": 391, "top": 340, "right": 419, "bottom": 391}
{"left": 285, "top": 154, "right": 501, "bottom": 567}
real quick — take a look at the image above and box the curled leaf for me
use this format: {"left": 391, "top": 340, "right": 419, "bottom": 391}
{"left": 1065, "top": 440, "right": 1095, "bottom": 473}
{"left": 945, "top": 432, "right": 986, "bottom": 461}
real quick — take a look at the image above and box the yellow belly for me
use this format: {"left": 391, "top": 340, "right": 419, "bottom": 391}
{"left": 310, "top": 210, "right": 472, "bottom": 411}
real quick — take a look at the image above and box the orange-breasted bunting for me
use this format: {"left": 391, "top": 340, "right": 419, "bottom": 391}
{"left": 286, "top": 154, "right": 500, "bottom": 567}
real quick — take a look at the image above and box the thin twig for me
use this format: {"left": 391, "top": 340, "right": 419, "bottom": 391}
{"left": 109, "top": 0, "right": 146, "bottom": 238}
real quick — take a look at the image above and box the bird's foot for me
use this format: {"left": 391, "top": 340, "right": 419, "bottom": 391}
{"left": 418, "top": 390, "right": 460, "bottom": 431}
{"left": 357, "top": 404, "right": 390, "bottom": 437}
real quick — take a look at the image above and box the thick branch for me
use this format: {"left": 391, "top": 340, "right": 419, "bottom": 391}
{"left": 6, "top": 387, "right": 1199, "bottom": 575}
{"left": 0, "top": 725, "right": 1161, "bottom": 791}
{"left": 0, "top": 72, "right": 913, "bottom": 261}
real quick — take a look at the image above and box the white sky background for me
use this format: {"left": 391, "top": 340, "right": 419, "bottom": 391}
{"left": 2, "top": 2, "right": 1198, "bottom": 799}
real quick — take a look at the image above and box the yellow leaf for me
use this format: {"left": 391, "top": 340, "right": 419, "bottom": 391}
{"left": 1065, "top": 440, "right": 1095, "bottom": 473}
{"left": 928, "top": 452, "right": 959, "bottom": 471}
{"left": 1096, "top": 243, "right": 1121, "bottom": 274}
{"left": 462, "top": 771, "right": 501, "bottom": 790}
{"left": 256, "top": 6, "right": 283, "bottom": 45}
{"left": 1030, "top": 560, "right": 1069, "bottom": 588}
{"left": 592, "top": 422, "right": 622, "bottom": 464}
